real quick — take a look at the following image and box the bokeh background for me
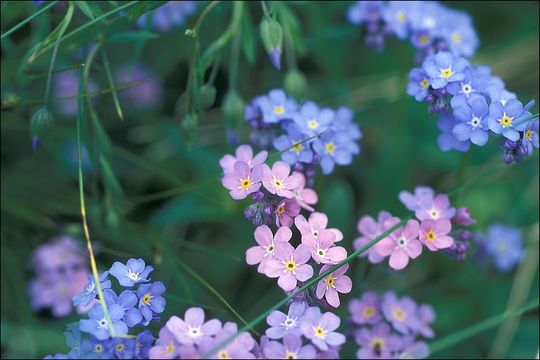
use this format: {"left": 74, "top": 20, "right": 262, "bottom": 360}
{"left": 1, "top": 1, "right": 538, "bottom": 358}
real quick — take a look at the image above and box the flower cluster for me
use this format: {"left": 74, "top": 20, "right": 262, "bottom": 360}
{"left": 473, "top": 223, "right": 525, "bottom": 272}
{"left": 354, "top": 186, "right": 475, "bottom": 270}
{"left": 136, "top": 1, "right": 197, "bottom": 32}
{"left": 348, "top": 291, "right": 434, "bottom": 359}
{"left": 29, "top": 236, "right": 89, "bottom": 317}
{"left": 407, "top": 51, "right": 538, "bottom": 163}
{"left": 347, "top": 1, "right": 478, "bottom": 59}
{"left": 46, "top": 258, "right": 165, "bottom": 359}
{"left": 244, "top": 89, "right": 362, "bottom": 181}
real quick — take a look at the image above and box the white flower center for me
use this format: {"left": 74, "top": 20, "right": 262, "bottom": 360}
{"left": 470, "top": 116, "right": 481, "bottom": 128}
{"left": 187, "top": 326, "right": 202, "bottom": 339}
{"left": 98, "top": 318, "right": 108, "bottom": 328}
{"left": 461, "top": 83, "right": 472, "bottom": 95}
{"left": 282, "top": 316, "right": 297, "bottom": 330}
{"left": 397, "top": 236, "right": 408, "bottom": 248}
{"left": 127, "top": 270, "right": 140, "bottom": 281}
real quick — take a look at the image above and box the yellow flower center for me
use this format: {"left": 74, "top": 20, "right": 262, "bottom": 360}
{"left": 325, "top": 276, "right": 335, "bottom": 287}
{"left": 240, "top": 178, "right": 251, "bottom": 189}
{"left": 308, "top": 119, "right": 319, "bottom": 129}
{"left": 419, "top": 35, "right": 429, "bottom": 45}
{"left": 219, "top": 350, "right": 230, "bottom": 359}
{"left": 393, "top": 308, "right": 406, "bottom": 321}
{"left": 425, "top": 230, "right": 437, "bottom": 242}
{"left": 95, "top": 344, "right": 103, "bottom": 353}
{"left": 420, "top": 78, "right": 429, "bottom": 89}
{"left": 277, "top": 205, "right": 285, "bottom": 215}
{"left": 143, "top": 293, "right": 152, "bottom": 305}
{"left": 116, "top": 344, "right": 125, "bottom": 352}
{"left": 292, "top": 143, "right": 303, "bottom": 153}
{"left": 363, "top": 306, "right": 375, "bottom": 318}
{"left": 314, "top": 325, "right": 326, "bottom": 338}
{"left": 451, "top": 32, "right": 461, "bottom": 43}
{"left": 166, "top": 343, "right": 175, "bottom": 354}
{"left": 525, "top": 129, "right": 534, "bottom": 140}
{"left": 440, "top": 68, "right": 453, "bottom": 78}
{"left": 285, "top": 261, "right": 297, "bottom": 272}
{"left": 397, "top": 11, "right": 406, "bottom": 22}
{"left": 325, "top": 142, "right": 335, "bottom": 154}
{"left": 501, "top": 115, "right": 512, "bottom": 127}
{"left": 274, "top": 105, "right": 285, "bottom": 115}
{"left": 286, "top": 352, "right": 297, "bottom": 360}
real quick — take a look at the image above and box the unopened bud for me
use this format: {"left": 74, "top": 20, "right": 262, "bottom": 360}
{"left": 29, "top": 107, "right": 53, "bottom": 150}
{"left": 284, "top": 69, "right": 307, "bottom": 100}
{"left": 260, "top": 17, "right": 283, "bottom": 70}
{"left": 198, "top": 84, "right": 217, "bottom": 111}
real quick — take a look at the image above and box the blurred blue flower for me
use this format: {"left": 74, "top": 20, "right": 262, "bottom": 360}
{"left": 293, "top": 102, "right": 334, "bottom": 137}
{"left": 312, "top": 131, "right": 355, "bottom": 174}
{"left": 477, "top": 224, "right": 525, "bottom": 272}
{"left": 257, "top": 89, "right": 298, "bottom": 124}
{"left": 135, "top": 330, "right": 154, "bottom": 359}
{"left": 273, "top": 123, "right": 314, "bottom": 165}
{"left": 436, "top": 114, "right": 471, "bottom": 152}
{"left": 136, "top": 1, "right": 197, "bottom": 32}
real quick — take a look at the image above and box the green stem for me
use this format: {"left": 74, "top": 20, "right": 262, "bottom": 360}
{"left": 100, "top": 47, "right": 124, "bottom": 121}
{"left": 0, "top": 1, "right": 59, "bottom": 41}
{"left": 429, "top": 298, "right": 539, "bottom": 355}
{"left": 188, "top": 0, "right": 221, "bottom": 38}
{"left": 27, "top": 63, "right": 86, "bottom": 80}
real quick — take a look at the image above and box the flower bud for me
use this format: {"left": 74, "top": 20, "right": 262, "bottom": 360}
{"left": 222, "top": 90, "right": 245, "bottom": 144}
{"left": 284, "top": 70, "right": 307, "bottom": 100}
{"left": 29, "top": 107, "right": 53, "bottom": 150}
{"left": 181, "top": 113, "right": 199, "bottom": 139}
{"left": 198, "top": 84, "right": 217, "bottom": 111}
{"left": 260, "top": 17, "right": 283, "bottom": 70}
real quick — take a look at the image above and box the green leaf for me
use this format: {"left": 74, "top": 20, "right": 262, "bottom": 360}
{"left": 107, "top": 30, "right": 160, "bottom": 43}
{"left": 240, "top": 6, "right": 257, "bottom": 65}
{"left": 275, "top": 2, "right": 305, "bottom": 54}
{"left": 320, "top": 179, "right": 355, "bottom": 235}
{"left": 75, "top": 1, "right": 96, "bottom": 20}
{"left": 125, "top": 1, "right": 167, "bottom": 23}
{"left": 151, "top": 193, "right": 228, "bottom": 226}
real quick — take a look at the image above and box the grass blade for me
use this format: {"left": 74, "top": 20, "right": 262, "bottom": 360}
{"left": 1, "top": 1, "right": 59, "bottom": 41}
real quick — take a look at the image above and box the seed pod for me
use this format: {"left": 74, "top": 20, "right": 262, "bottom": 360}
{"left": 29, "top": 107, "right": 53, "bottom": 150}
{"left": 198, "top": 84, "right": 217, "bottom": 111}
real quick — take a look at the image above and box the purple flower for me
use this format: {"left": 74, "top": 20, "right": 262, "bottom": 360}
{"left": 291, "top": 172, "right": 318, "bottom": 211}
{"left": 354, "top": 211, "right": 393, "bottom": 263}
{"left": 316, "top": 264, "right": 352, "bottom": 308}
{"left": 417, "top": 304, "right": 436, "bottom": 338}
{"left": 109, "top": 258, "right": 153, "bottom": 287}
{"left": 407, "top": 68, "right": 431, "bottom": 101}
{"left": 219, "top": 144, "right": 268, "bottom": 174}
{"left": 221, "top": 161, "right": 263, "bottom": 200}
{"left": 312, "top": 131, "right": 356, "bottom": 175}
{"left": 73, "top": 272, "right": 111, "bottom": 307}
{"left": 198, "top": 322, "right": 256, "bottom": 359}
{"left": 452, "top": 207, "right": 476, "bottom": 227}
{"left": 347, "top": 1, "right": 384, "bottom": 26}
{"left": 415, "top": 193, "right": 456, "bottom": 221}
{"left": 483, "top": 223, "right": 524, "bottom": 272}
{"left": 399, "top": 186, "right": 434, "bottom": 212}
{"left": 437, "top": 114, "right": 471, "bottom": 152}
{"left": 246, "top": 225, "right": 292, "bottom": 274}
{"left": 354, "top": 322, "right": 402, "bottom": 359}
{"left": 301, "top": 229, "right": 347, "bottom": 265}
{"left": 103, "top": 289, "right": 142, "bottom": 328}
{"left": 257, "top": 89, "right": 298, "bottom": 124}
{"left": 264, "top": 334, "right": 317, "bottom": 359}
{"left": 293, "top": 102, "right": 334, "bottom": 137}
{"left": 488, "top": 99, "right": 530, "bottom": 141}
{"left": 79, "top": 302, "right": 128, "bottom": 340}
{"left": 348, "top": 291, "right": 381, "bottom": 325}
{"left": 420, "top": 219, "right": 454, "bottom": 251}
{"left": 396, "top": 335, "right": 430, "bottom": 359}
{"left": 275, "top": 199, "right": 301, "bottom": 227}
{"left": 136, "top": 1, "right": 197, "bottom": 32}
{"left": 54, "top": 70, "right": 99, "bottom": 117}
{"left": 295, "top": 212, "right": 344, "bottom": 243}
{"left": 273, "top": 123, "right": 314, "bottom": 165}
{"left": 115, "top": 64, "right": 163, "bottom": 110}
{"left": 148, "top": 327, "right": 179, "bottom": 359}
{"left": 166, "top": 307, "right": 222, "bottom": 345}
{"left": 300, "top": 307, "right": 345, "bottom": 351}
{"left": 423, "top": 52, "right": 468, "bottom": 89}
{"left": 381, "top": 292, "right": 419, "bottom": 334}
{"left": 111, "top": 338, "right": 136, "bottom": 359}
{"left": 262, "top": 161, "right": 303, "bottom": 199}
{"left": 265, "top": 301, "right": 307, "bottom": 339}
{"left": 137, "top": 281, "right": 166, "bottom": 325}
{"left": 265, "top": 243, "right": 313, "bottom": 291}
{"left": 32, "top": 236, "right": 85, "bottom": 273}
{"left": 135, "top": 330, "right": 154, "bottom": 359}
{"left": 375, "top": 218, "right": 422, "bottom": 271}
{"left": 522, "top": 117, "right": 539, "bottom": 154}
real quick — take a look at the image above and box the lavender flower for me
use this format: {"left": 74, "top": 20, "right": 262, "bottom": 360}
{"left": 265, "top": 301, "right": 307, "bottom": 339}
{"left": 109, "top": 258, "right": 154, "bottom": 287}
{"left": 148, "top": 327, "right": 179, "bottom": 359}
{"left": 264, "top": 243, "right": 313, "bottom": 292}
{"left": 136, "top": 2, "right": 197, "bottom": 32}
{"left": 315, "top": 264, "right": 352, "bottom": 308}
{"left": 354, "top": 322, "right": 402, "bottom": 359}
{"left": 348, "top": 291, "right": 382, "bottom": 326}
{"left": 381, "top": 292, "right": 419, "bottom": 334}
{"left": 166, "top": 307, "right": 222, "bottom": 345}
{"left": 115, "top": 64, "right": 163, "bottom": 111}
{"left": 300, "top": 307, "right": 345, "bottom": 351}
{"left": 264, "top": 334, "right": 317, "bottom": 359}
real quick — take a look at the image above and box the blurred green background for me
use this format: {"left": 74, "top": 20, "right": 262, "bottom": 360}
{"left": 1, "top": 1, "right": 538, "bottom": 359}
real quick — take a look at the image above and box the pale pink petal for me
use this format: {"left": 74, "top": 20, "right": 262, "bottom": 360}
{"left": 294, "top": 264, "right": 313, "bottom": 282}
{"left": 405, "top": 239, "right": 423, "bottom": 259}
{"left": 403, "top": 219, "right": 420, "bottom": 240}
{"left": 277, "top": 188, "right": 295, "bottom": 199}
{"left": 309, "top": 212, "right": 328, "bottom": 229}
{"left": 294, "top": 215, "right": 311, "bottom": 235}
{"left": 317, "top": 230, "right": 336, "bottom": 249}
{"left": 325, "top": 288, "right": 340, "bottom": 308}
{"left": 433, "top": 194, "right": 450, "bottom": 210}
{"left": 324, "top": 246, "right": 347, "bottom": 263}
{"left": 262, "top": 164, "right": 275, "bottom": 194}
{"left": 251, "top": 165, "right": 263, "bottom": 182}
{"left": 255, "top": 225, "right": 273, "bottom": 246}
{"left": 252, "top": 150, "right": 268, "bottom": 167}
{"left": 246, "top": 246, "right": 266, "bottom": 265}
{"left": 275, "top": 242, "right": 295, "bottom": 261}
{"left": 434, "top": 235, "right": 454, "bottom": 249}
{"left": 292, "top": 171, "right": 306, "bottom": 190}
{"left": 235, "top": 145, "right": 253, "bottom": 163}
{"left": 333, "top": 276, "right": 352, "bottom": 293}
{"left": 294, "top": 244, "right": 312, "bottom": 264}
{"left": 219, "top": 155, "right": 237, "bottom": 173}
{"left": 328, "top": 228, "right": 344, "bottom": 242}
{"left": 316, "top": 280, "right": 326, "bottom": 299}
{"left": 332, "top": 263, "right": 349, "bottom": 277}
{"left": 300, "top": 188, "right": 318, "bottom": 205}
{"left": 389, "top": 249, "right": 409, "bottom": 270}
{"left": 433, "top": 219, "right": 451, "bottom": 235}
{"left": 233, "top": 161, "right": 250, "bottom": 178}
{"left": 375, "top": 238, "right": 396, "bottom": 257}
{"left": 264, "top": 259, "right": 284, "bottom": 278}
{"left": 230, "top": 189, "right": 248, "bottom": 200}
{"left": 284, "top": 173, "right": 303, "bottom": 190}
{"left": 358, "top": 215, "right": 377, "bottom": 236}
{"left": 274, "top": 226, "right": 292, "bottom": 243}
{"left": 185, "top": 307, "right": 205, "bottom": 327}
{"left": 284, "top": 200, "right": 301, "bottom": 216}
{"left": 272, "top": 161, "right": 291, "bottom": 179}
{"left": 278, "top": 272, "right": 297, "bottom": 291}
{"left": 279, "top": 214, "right": 293, "bottom": 227}
{"left": 301, "top": 233, "right": 318, "bottom": 251}
{"left": 221, "top": 175, "right": 239, "bottom": 190}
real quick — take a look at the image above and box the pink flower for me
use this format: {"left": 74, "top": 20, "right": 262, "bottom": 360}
{"left": 275, "top": 199, "right": 301, "bottom": 227}
{"left": 294, "top": 212, "right": 343, "bottom": 243}
{"left": 316, "top": 264, "right": 352, "bottom": 308}
{"left": 291, "top": 172, "right": 318, "bottom": 211}
{"left": 246, "top": 225, "right": 292, "bottom": 273}
{"left": 419, "top": 219, "right": 454, "bottom": 251}
{"left": 301, "top": 229, "right": 347, "bottom": 265}
{"left": 219, "top": 144, "right": 268, "bottom": 174}
{"left": 353, "top": 211, "right": 392, "bottom": 264}
{"left": 375, "top": 218, "right": 422, "bottom": 270}
{"left": 262, "top": 162, "right": 303, "bottom": 198}
{"left": 452, "top": 207, "right": 476, "bottom": 226}
{"left": 415, "top": 194, "right": 456, "bottom": 221}
{"left": 264, "top": 243, "right": 313, "bottom": 291}
{"left": 221, "top": 162, "right": 263, "bottom": 200}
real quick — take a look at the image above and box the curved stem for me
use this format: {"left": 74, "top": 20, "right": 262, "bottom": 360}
{"left": 0, "top": 1, "right": 59, "bottom": 41}
{"left": 188, "top": 0, "right": 221, "bottom": 38}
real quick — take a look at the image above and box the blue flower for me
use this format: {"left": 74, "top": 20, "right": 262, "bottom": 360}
{"left": 441, "top": 11, "right": 478, "bottom": 58}
{"left": 522, "top": 117, "right": 539, "bottom": 154}
{"left": 312, "top": 131, "right": 355, "bottom": 174}
{"left": 109, "top": 258, "right": 153, "bottom": 287}
{"left": 423, "top": 52, "right": 469, "bottom": 89}
{"left": 487, "top": 99, "right": 528, "bottom": 141}
{"left": 136, "top": 2, "right": 197, "bottom": 32}
{"left": 257, "top": 89, "right": 298, "bottom": 124}
{"left": 80, "top": 337, "right": 113, "bottom": 359}
{"left": 407, "top": 68, "right": 430, "bottom": 101}
{"left": 333, "top": 107, "right": 362, "bottom": 141}
{"left": 273, "top": 123, "right": 314, "bottom": 165}
{"left": 484, "top": 224, "right": 524, "bottom": 272}
{"left": 63, "top": 323, "right": 82, "bottom": 358}
{"left": 347, "top": 1, "right": 384, "bottom": 26}
{"left": 73, "top": 271, "right": 111, "bottom": 307}
{"left": 436, "top": 115, "right": 471, "bottom": 152}
{"left": 135, "top": 330, "right": 154, "bottom": 359}
{"left": 452, "top": 95, "right": 490, "bottom": 146}
{"left": 382, "top": 1, "right": 417, "bottom": 40}
{"left": 111, "top": 337, "right": 136, "bottom": 359}
{"left": 104, "top": 289, "right": 143, "bottom": 328}
{"left": 137, "top": 281, "right": 166, "bottom": 326}
{"left": 447, "top": 66, "right": 489, "bottom": 105}
{"left": 293, "top": 101, "right": 334, "bottom": 137}
{"left": 79, "top": 302, "right": 128, "bottom": 340}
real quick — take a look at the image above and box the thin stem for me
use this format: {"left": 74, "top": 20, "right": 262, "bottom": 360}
{"left": 27, "top": 63, "right": 86, "bottom": 80}
{"left": 188, "top": 0, "right": 221, "bottom": 38}
{"left": 101, "top": 47, "right": 124, "bottom": 121}
{"left": 228, "top": 32, "right": 241, "bottom": 91}
{"left": 260, "top": 1, "right": 271, "bottom": 18}
{"left": 1, "top": 1, "right": 59, "bottom": 41}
